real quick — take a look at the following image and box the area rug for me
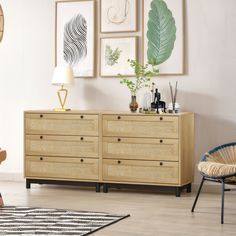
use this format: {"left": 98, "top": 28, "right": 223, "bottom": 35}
{"left": 0, "top": 206, "right": 130, "bottom": 235}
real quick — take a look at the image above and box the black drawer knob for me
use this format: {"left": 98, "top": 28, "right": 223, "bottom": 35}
{"left": 40, "top": 136, "right": 43, "bottom": 139}
{"left": 160, "top": 139, "right": 163, "bottom": 143}
{"left": 118, "top": 160, "right": 121, "bottom": 164}
{"left": 160, "top": 117, "right": 163, "bottom": 121}
{"left": 80, "top": 137, "right": 84, "bottom": 141}
{"left": 80, "top": 159, "right": 84, "bottom": 163}
{"left": 80, "top": 115, "right": 84, "bottom": 119}
{"left": 117, "top": 138, "right": 121, "bottom": 142}
{"left": 117, "top": 116, "right": 121, "bottom": 120}
{"left": 40, "top": 114, "right": 43, "bottom": 118}
{"left": 40, "top": 157, "right": 43, "bottom": 161}
{"left": 160, "top": 162, "right": 163, "bottom": 166}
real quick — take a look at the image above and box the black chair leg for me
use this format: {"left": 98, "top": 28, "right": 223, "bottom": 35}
{"left": 221, "top": 180, "right": 225, "bottom": 224}
{"left": 191, "top": 177, "right": 205, "bottom": 212}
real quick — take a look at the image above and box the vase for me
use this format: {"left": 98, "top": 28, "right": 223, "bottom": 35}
{"left": 129, "top": 95, "right": 138, "bottom": 112}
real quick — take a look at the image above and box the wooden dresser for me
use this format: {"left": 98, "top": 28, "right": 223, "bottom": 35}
{"left": 24, "top": 110, "right": 194, "bottom": 196}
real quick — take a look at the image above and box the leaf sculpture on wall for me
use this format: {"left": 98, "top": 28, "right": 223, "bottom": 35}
{"left": 147, "top": 0, "right": 176, "bottom": 66}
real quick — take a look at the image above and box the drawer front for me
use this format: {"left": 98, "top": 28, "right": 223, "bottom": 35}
{"left": 25, "top": 156, "right": 98, "bottom": 180}
{"left": 103, "top": 137, "right": 179, "bottom": 161}
{"left": 25, "top": 113, "right": 98, "bottom": 136}
{"left": 103, "top": 159, "right": 179, "bottom": 184}
{"left": 25, "top": 135, "right": 99, "bottom": 158}
{"left": 103, "top": 115, "right": 179, "bottom": 138}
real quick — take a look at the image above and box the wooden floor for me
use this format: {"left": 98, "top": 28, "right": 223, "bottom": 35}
{"left": 1, "top": 181, "right": 236, "bottom": 235}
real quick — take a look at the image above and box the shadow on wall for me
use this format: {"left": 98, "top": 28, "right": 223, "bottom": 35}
{"left": 177, "top": 91, "right": 236, "bottom": 183}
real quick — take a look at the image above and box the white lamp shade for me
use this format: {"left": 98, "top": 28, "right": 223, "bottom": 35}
{"left": 52, "top": 66, "right": 74, "bottom": 85}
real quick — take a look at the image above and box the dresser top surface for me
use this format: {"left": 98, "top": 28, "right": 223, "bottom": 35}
{"left": 24, "top": 110, "right": 193, "bottom": 116}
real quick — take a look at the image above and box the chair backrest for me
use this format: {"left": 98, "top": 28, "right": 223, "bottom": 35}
{"left": 202, "top": 142, "right": 236, "bottom": 164}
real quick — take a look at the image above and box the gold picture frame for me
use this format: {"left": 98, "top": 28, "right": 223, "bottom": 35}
{"left": 100, "top": 36, "right": 138, "bottom": 77}
{"left": 142, "top": 0, "right": 185, "bottom": 75}
{"left": 55, "top": 0, "right": 96, "bottom": 78}
{"left": 100, "top": 0, "right": 138, "bottom": 33}
{"left": 0, "top": 4, "right": 4, "bottom": 42}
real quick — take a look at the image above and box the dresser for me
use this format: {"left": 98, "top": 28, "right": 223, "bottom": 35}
{"left": 24, "top": 110, "right": 194, "bottom": 196}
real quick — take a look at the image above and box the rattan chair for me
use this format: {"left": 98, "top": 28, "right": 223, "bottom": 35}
{"left": 191, "top": 142, "right": 236, "bottom": 224}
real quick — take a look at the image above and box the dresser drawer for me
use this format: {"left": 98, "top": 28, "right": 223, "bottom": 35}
{"left": 25, "top": 135, "right": 98, "bottom": 158}
{"left": 25, "top": 156, "right": 98, "bottom": 180}
{"left": 25, "top": 113, "right": 98, "bottom": 136}
{"left": 103, "top": 137, "right": 179, "bottom": 161}
{"left": 103, "top": 115, "right": 179, "bottom": 138}
{"left": 103, "top": 159, "right": 179, "bottom": 184}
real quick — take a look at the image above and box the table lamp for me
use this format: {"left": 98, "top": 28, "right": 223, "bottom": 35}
{"left": 52, "top": 66, "right": 74, "bottom": 111}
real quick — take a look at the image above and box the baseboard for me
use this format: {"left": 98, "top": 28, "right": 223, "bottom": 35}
{"left": 0, "top": 173, "right": 24, "bottom": 182}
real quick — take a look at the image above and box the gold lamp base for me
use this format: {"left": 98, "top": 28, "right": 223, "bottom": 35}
{"left": 54, "top": 85, "right": 71, "bottom": 112}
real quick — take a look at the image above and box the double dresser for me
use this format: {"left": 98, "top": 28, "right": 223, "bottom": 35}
{"left": 24, "top": 110, "right": 194, "bottom": 197}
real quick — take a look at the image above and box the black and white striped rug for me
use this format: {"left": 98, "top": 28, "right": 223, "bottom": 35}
{"left": 0, "top": 206, "right": 130, "bottom": 235}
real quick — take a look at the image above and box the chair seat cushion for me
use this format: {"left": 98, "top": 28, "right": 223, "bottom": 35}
{"left": 198, "top": 161, "right": 236, "bottom": 179}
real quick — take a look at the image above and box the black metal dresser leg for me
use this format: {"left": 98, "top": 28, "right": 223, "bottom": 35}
{"left": 95, "top": 183, "right": 101, "bottom": 192}
{"left": 175, "top": 187, "right": 181, "bottom": 197}
{"left": 26, "top": 179, "right": 31, "bottom": 189}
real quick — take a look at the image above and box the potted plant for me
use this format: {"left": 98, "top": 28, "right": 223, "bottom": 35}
{"left": 119, "top": 59, "right": 159, "bottom": 112}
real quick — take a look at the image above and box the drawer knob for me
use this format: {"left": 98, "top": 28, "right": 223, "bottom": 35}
{"left": 80, "top": 115, "right": 84, "bottom": 119}
{"left": 80, "top": 137, "right": 84, "bottom": 141}
{"left": 40, "top": 157, "right": 43, "bottom": 161}
{"left": 40, "top": 114, "right": 43, "bottom": 118}
{"left": 117, "top": 160, "right": 121, "bottom": 164}
{"left": 160, "top": 162, "right": 163, "bottom": 166}
{"left": 117, "top": 138, "right": 121, "bottom": 142}
{"left": 160, "top": 117, "right": 163, "bottom": 121}
{"left": 80, "top": 159, "right": 84, "bottom": 163}
{"left": 160, "top": 139, "right": 163, "bottom": 143}
{"left": 117, "top": 116, "right": 121, "bottom": 120}
{"left": 40, "top": 136, "right": 43, "bottom": 139}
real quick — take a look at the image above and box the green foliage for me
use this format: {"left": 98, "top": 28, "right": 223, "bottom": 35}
{"left": 105, "top": 45, "right": 122, "bottom": 66}
{"left": 119, "top": 59, "right": 159, "bottom": 95}
{"left": 147, "top": 0, "right": 176, "bottom": 65}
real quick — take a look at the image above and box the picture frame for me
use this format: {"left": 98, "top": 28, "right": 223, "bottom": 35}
{"left": 55, "top": 0, "right": 95, "bottom": 78}
{"left": 100, "top": 37, "right": 137, "bottom": 77}
{"left": 100, "top": 0, "right": 137, "bottom": 33}
{"left": 0, "top": 4, "right": 4, "bottom": 42}
{"left": 142, "top": 0, "right": 184, "bottom": 75}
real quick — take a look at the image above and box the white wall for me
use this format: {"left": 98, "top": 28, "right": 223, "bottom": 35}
{"left": 0, "top": 0, "right": 236, "bottom": 184}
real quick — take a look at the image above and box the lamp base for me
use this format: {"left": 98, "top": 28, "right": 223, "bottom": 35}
{"left": 53, "top": 108, "right": 71, "bottom": 112}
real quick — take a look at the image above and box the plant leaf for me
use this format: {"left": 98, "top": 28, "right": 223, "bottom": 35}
{"left": 147, "top": 0, "right": 176, "bottom": 65}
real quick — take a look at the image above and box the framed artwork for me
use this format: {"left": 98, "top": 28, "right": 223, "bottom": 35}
{"left": 100, "top": 0, "right": 137, "bottom": 33}
{"left": 55, "top": 0, "right": 95, "bottom": 78}
{"left": 143, "top": 0, "right": 184, "bottom": 75}
{"left": 100, "top": 37, "right": 137, "bottom": 77}
{"left": 0, "top": 4, "right": 4, "bottom": 42}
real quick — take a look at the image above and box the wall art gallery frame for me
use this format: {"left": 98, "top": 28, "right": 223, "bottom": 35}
{"left": 100, "top": 0, "right": 137, "bottom": 33}
{"left": 142, "top": 0, "right": 185, "bottom": 75}
{"left": 0, "top": 4, "right": 4, "bottom": 42}
{"left": 55, "top": 0, "right": 95, "bottom": 78}
{"left": 100, "top": 36, "right": 137, "bottom": 77}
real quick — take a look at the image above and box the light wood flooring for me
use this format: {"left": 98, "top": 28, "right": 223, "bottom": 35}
{"left": 1, "top": 181, "right": 236, "bottom": 235}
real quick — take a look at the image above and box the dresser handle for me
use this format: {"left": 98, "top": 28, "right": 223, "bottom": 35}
{"left": 117, "top": 138, "right": 121, "bottom": 142}
{"left": 40, "top": 136, "right": 43, "bottom": 139}
{"left": 160, "top": 162, "right": 163, "bottom": 166}
{"left": 80, "top": 159, "right": 84, "bottom": 163}
{"left": 80, "top": 115, "right": 84, "bottom": 119}
{"left": 117, "top": 160, "right": 121, "bottom": 164}
{"left": 160, "top": 139, "right": 163, "bottom": 143}
{"left": 80, "top": 137, "right": 84, "bottom": 141}
{"left": 40, "top": 157, "right": 43, "bottom": 161}
{"left": 160, "top": 117, "right": 163, "bottom": 121}
{"left": 40, "top": 114, "right": 43, "bottom": 118}
{"left": 117, "top": 116, "right": 121, "bottom": 120}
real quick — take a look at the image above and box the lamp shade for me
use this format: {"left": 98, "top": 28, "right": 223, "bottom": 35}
{"left": 52, "top": 66, "right": 74, "bottom": 85}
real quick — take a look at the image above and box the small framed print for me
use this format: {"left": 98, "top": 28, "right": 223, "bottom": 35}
{"left": 55, "top": 0, "right": 95, "bottom": 77}
{"left": 100, "top": 0, "right": 137, "bottom": 33}
{"left": 100, "top": 37, "right": 137, "bottom": 77}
